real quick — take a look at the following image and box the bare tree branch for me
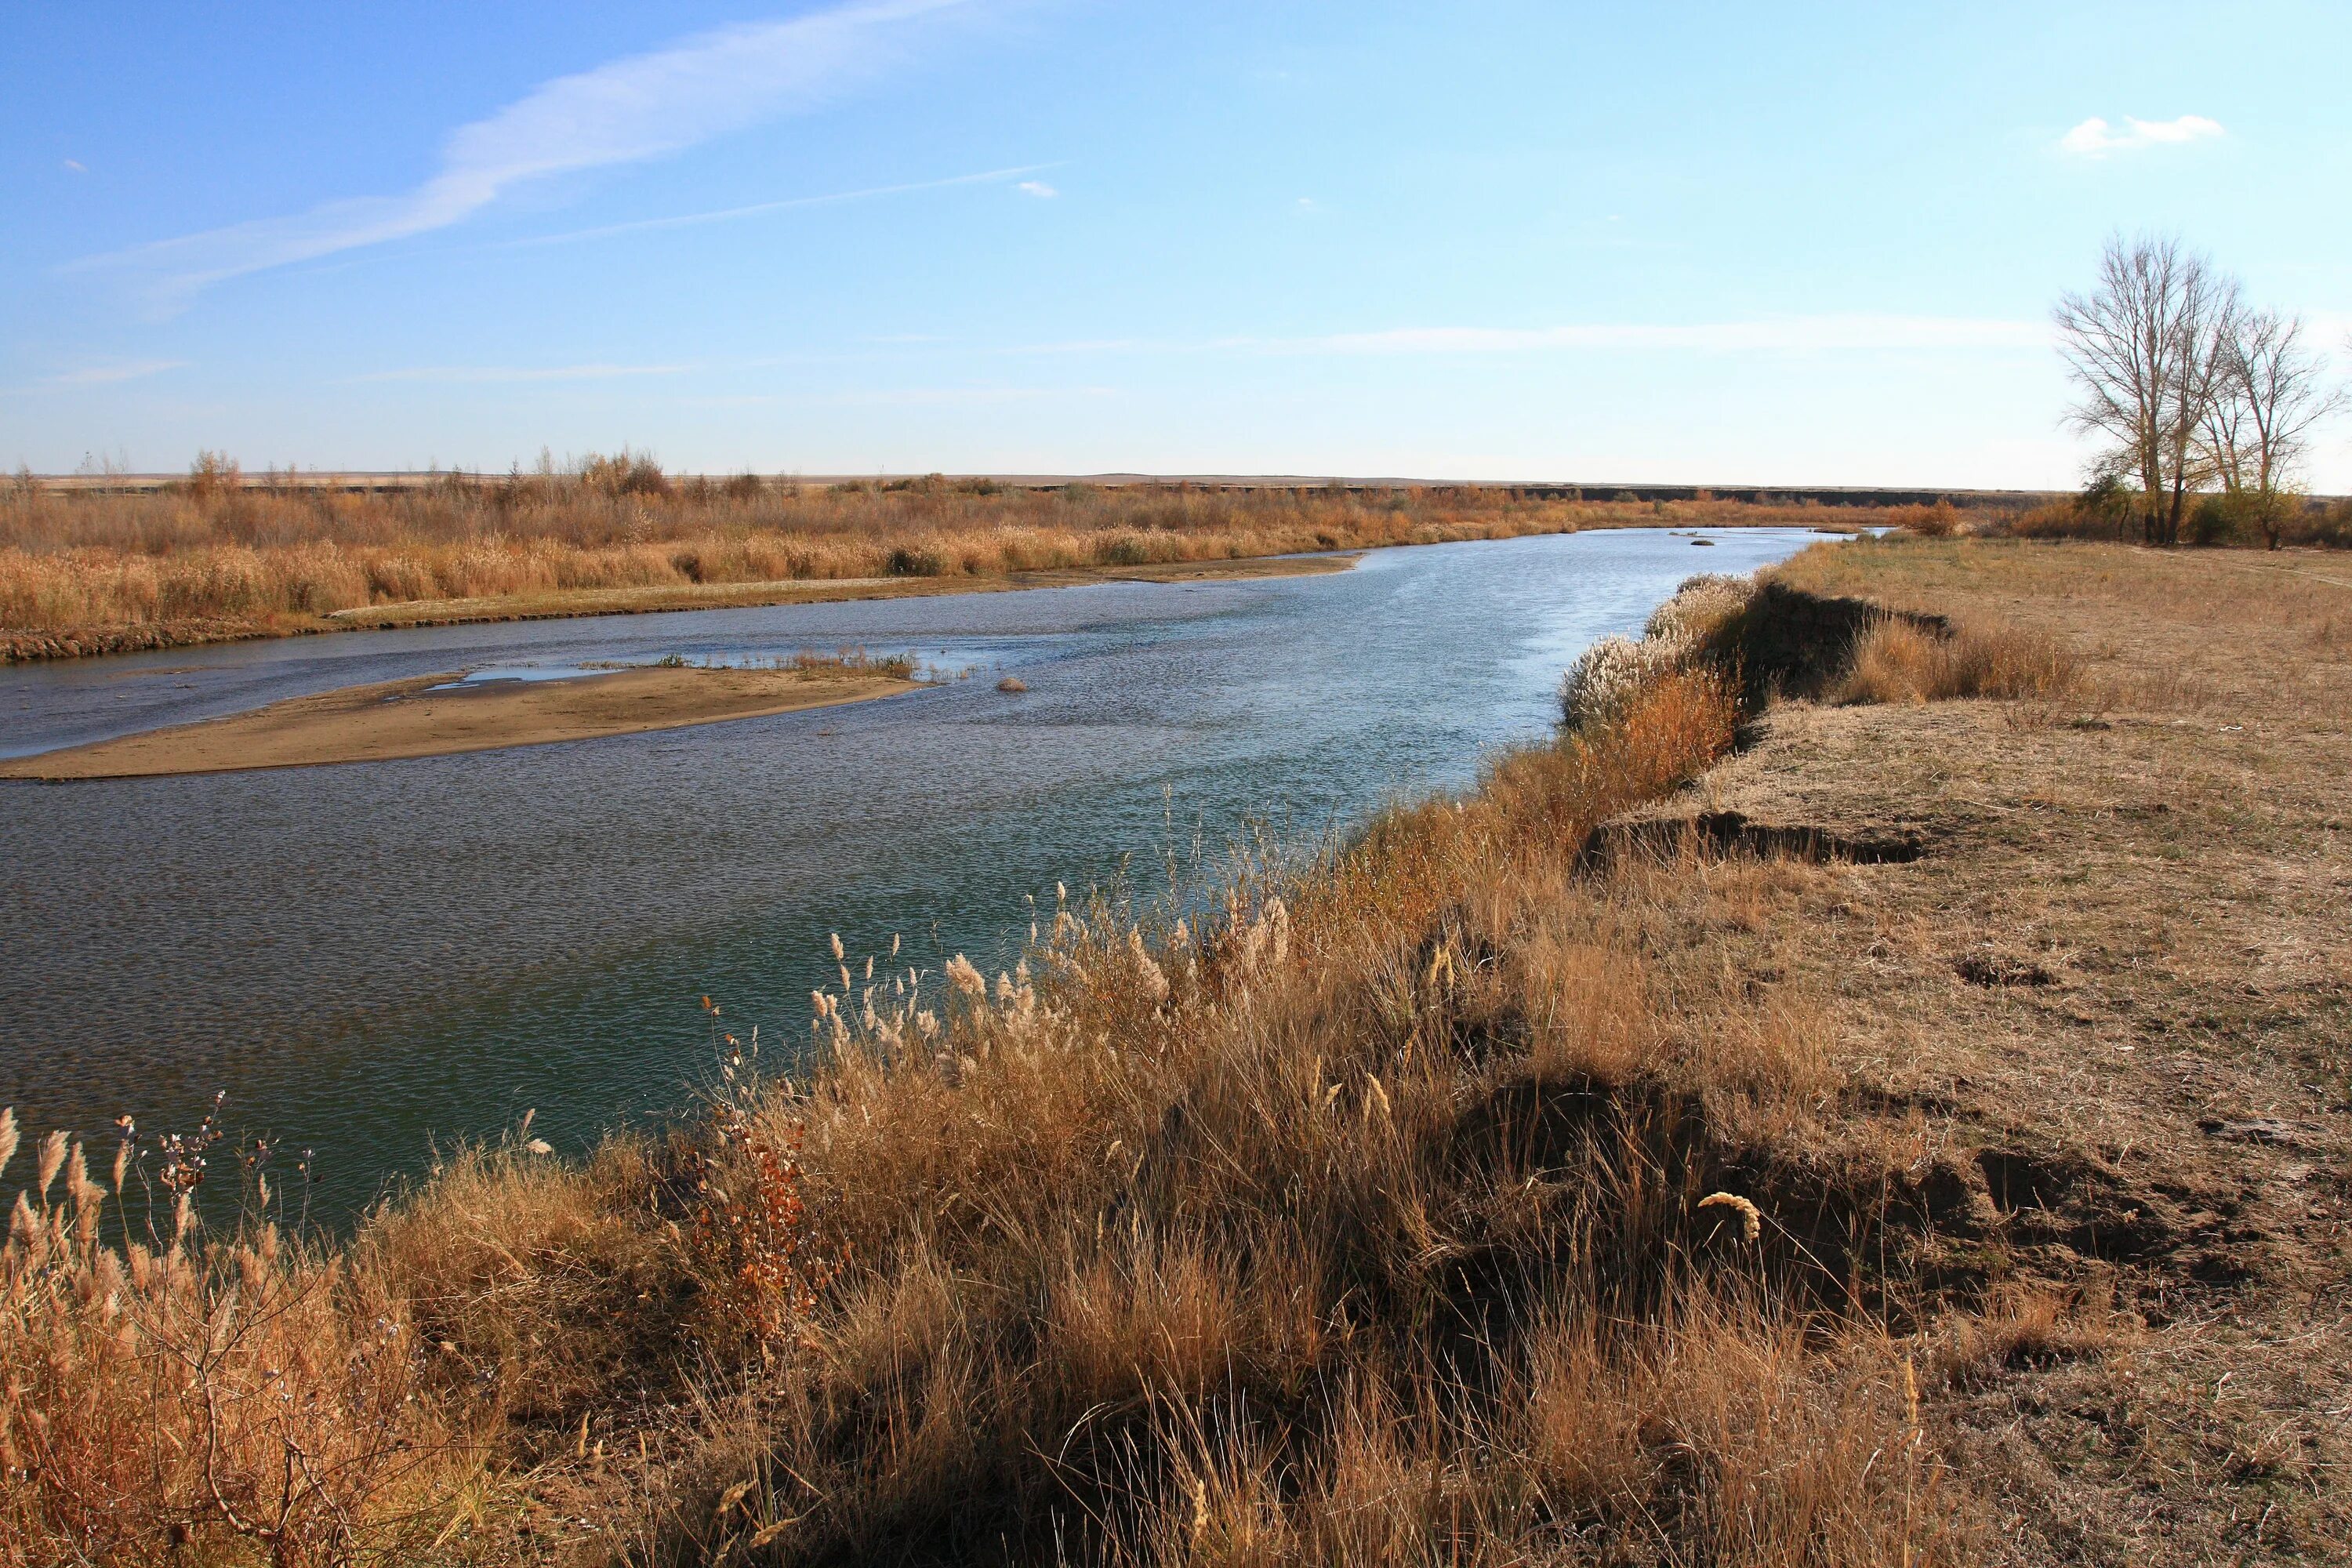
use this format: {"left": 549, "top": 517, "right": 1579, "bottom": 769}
{"left": 2053, "top": 234, "right": 2240, "bottom": 545}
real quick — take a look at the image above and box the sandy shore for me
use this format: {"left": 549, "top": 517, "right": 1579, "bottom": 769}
{"left": 0, "top": 664, "right": 917, "bottom": 779}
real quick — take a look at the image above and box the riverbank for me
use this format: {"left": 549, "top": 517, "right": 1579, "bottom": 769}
{"left": 0, "top": 552, "right": 1365, "bottom": 662}
{"left": 0, "top": 658, "right": 920, "bottom": 779}
{"left": 0, "top": 474, "right": 1911, "bottom": 663}
{"left": 9, "top": 538, "right": 2341, "bottom": 1564}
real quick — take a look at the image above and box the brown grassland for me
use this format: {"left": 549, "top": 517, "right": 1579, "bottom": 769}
{"left": 0, "top": 463, "right": 1888, "bottom": 659}
{"left": 5, "top": 535, "right": 2347, "bottom": 1566}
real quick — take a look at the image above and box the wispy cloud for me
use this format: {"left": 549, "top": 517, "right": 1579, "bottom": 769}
{"left": 506, "top": 163, "right": 1056, "bottom": 248}
{"left": 2058, "top": 114, "right": 2224, "bottom": 157}
{"left": 0, "top": 359, "right": 189, "bottom": 398}
{"left": 677, "top": 385, "right": 1110, "bottom": 408}
{"left": 1016, "top": 180, "right": 1058, "bottom": 198}
{"left": 49, "top": 359, "right": 190, "bottom": 385}
{"left": 1286, "top": 316, "right": 2047, "bottom": 354}
{"left": 63, "top": 158, "right": 87, "bottom": 174}
{"left": 1006, "top": 315, "right": 2046, "bottom": 357}
{"left": 347, "top": 362, "right": 696, "bottom": 384}
{"left": 76, "top": 0, "right": 981, "bottom": 310}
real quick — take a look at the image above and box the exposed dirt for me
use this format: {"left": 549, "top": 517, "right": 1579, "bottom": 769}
{"left": 1613, "top": 541, "right": 2352, "bottom": 1563}
{"left": 0, "top": 664, "right": 917, "bottom": 779}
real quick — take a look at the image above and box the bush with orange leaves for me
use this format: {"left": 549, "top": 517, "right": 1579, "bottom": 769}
{"left": 685, "top": 1018, "right": 844, "bottom": 1352}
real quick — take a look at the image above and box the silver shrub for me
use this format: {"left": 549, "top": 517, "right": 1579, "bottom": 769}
{"left": 1560, "top": 574, "right": 1755, "bottom": 731}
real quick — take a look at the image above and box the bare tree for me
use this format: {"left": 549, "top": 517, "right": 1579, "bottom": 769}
{"left": 2204, "top": 310, "right": 2345, "bottom": 548}
{"left": 2053, "top": 234, "right": 2240, "bottom": 546}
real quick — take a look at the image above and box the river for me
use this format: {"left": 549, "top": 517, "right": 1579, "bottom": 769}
{"left": 0, "top": 526, "right": 1831, "bottom": 1215}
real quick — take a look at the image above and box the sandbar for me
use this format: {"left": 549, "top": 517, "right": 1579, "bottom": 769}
{"left": 1, "top": 665, "right": 917, "bottom": 780}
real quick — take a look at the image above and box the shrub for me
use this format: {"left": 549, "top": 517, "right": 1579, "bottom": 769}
{"left": 1644, "top": 572, "right": 1754, "bottom": 644}
{"left": 1562, "top": 573, "right": 1758, "bottom": 731}
{"left": 2289, "top": 497, "right": 2352, "bottom": 550}
{"left": 1560, "top": 635, "right": 1665, "bottom": 729}
{"left": 2187, "top": 492, "right": 2253, "bottom": 547}
{"left": 1886, "top": 500, "right": 1961, "bottom": 538}
{"left": 579, "top": 450, "right": 671, "bottom": 499}
{"left": 884, "top": 544, "right": 948, "bottom": 577}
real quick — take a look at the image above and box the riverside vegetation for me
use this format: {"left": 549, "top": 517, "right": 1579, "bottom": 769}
{"left": 1, "top": 459, "right": 1907, "bottom": 659}
{"left": 9, "top": 535, "right": 2350, "bottom": 1566}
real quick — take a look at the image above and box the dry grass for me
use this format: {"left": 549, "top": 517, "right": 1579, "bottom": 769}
{"left": 2, "top": 573, "right": 1996, "bottom": 1566}
{"left": 1681, "top": 534, "right": 2352, "bottom": 1561}
{"left": 1837, "top": 615, "right": 2078, "bottom": 705}
{"left": 0, "top": 464, "right": 1907, "bottom": 652}
{"left": 0, "top": 1111, "right": 481, "bottom": 1565}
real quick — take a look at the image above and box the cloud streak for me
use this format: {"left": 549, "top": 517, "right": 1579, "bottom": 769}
{"left": 347, "top": 363, "right": 696, "bottom": 384}
{"left": 1007, "top": 315, "right": 2049, "bottom": 357}
{"left": 2059, "top": 114, "right": 2224, "bottom": 157}
{"left": 1284, "top": 316, "right": 2048, "bottom": 354}
{"left": 49, "top": 359, "right": 191, "bottom": 385}
{"left": 78, "top": 0, "right": 978, "bottom": 308}
{"left": 505, "top": 163, "right": 1057, "bottom": 248}
{"left": 0, "top": 359, "right": 190, "bottom": 398}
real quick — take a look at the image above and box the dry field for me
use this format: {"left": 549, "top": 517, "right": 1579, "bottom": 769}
{"left": 1726, "top": 538, "right": 2352, "bottom": 1562}
{"left": 0, "top": 466, "right": 1891, "bottom": 660}
{"left": 4, "top": 536, "right": 2343, "bottom": 1566}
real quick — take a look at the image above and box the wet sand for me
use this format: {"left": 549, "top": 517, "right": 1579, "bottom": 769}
{"left": 0, "top": 665, "right": 917, "bottom": 779}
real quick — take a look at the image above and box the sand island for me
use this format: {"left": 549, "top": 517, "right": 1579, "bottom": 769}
{"left": 0, "top": 659, "right": 919, "bottom": 779}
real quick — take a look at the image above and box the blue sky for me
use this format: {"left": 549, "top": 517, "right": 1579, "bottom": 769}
{"left": 6, "top": 0, "right": 2349, "bottom": 486}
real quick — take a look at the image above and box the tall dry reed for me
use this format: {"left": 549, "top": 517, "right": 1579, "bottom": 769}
{"left": 1838, "top": 615, "right": 2078, "bottom": 705}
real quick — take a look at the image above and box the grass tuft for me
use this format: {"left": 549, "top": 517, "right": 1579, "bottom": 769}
{"left": 1838, "top": 615, "right": 2078, "bottom": 705}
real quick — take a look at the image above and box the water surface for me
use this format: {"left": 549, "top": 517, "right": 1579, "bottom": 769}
{"left": 0, "top": 528, "right": 1827, "bottom": 1214}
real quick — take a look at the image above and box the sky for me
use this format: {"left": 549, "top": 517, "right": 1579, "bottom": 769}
{"left": 5, "top": 0, "right": 2350, "bottom": 487}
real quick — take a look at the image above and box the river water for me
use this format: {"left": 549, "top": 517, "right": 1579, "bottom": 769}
{"left": 0, "top": 527, "right": 1828, "bottom": 1214}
